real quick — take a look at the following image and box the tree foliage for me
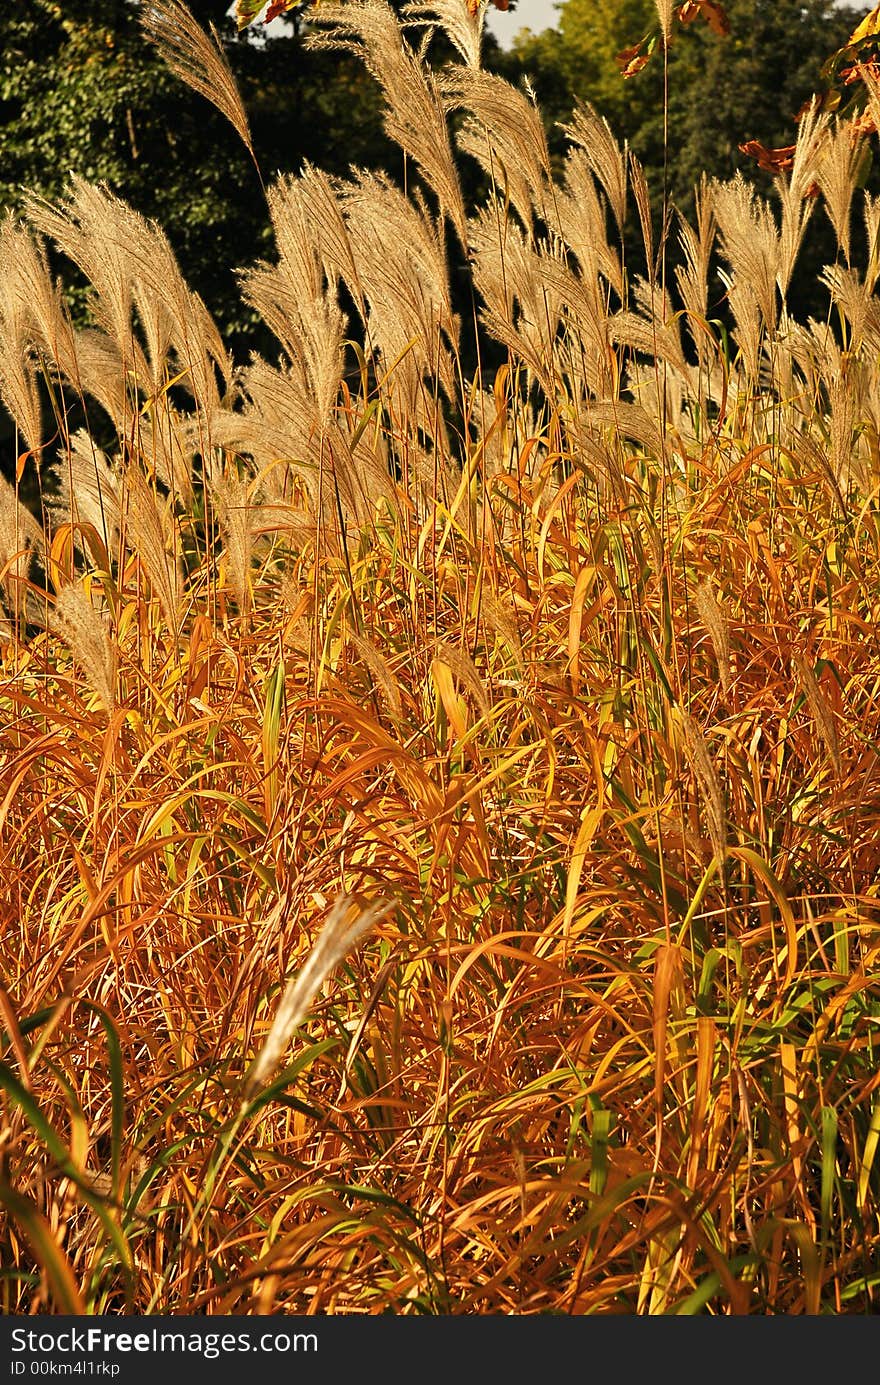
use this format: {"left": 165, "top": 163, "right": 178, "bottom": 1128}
{"left": 0, "top": 2, "right": 412, "bottom": 353}
{"left": 514, "top": 0, "right": 870, "bottom": 207}
{"left": 0, "top": 0, "right": 515, "bottom": 360}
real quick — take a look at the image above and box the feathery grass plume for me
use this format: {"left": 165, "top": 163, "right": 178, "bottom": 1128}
{"left": 0, "top": 476, "right": 42, "bottom": 626}
{"left": 448, "top": 69, "right": 552, "bottom": 231}
{"left": 629, "top": 153, "right": 655, "bottom": 280}
{"left": 717, "top": 265, "right": 762, "bottom": 381}
{"left": 248, "top": 497, "right": 315, "bottom": 553}
{"left": 265, "top": 169, "right": 355, "bottom": 307}
{"left": 241, "top": 266, "right": 344, "bottom": 431}
{"left": 479, "top": 587, "right": 524, "bottom": 672}
{"left": 469, "top": 197, "right": 564, "bottom": 394}
{"left": 782, "top": 314, "right": 823, "bottom": 391}
{"left": 714, "top": 173, "right": 780, "bottom": 337}
{"left": 612, "top": 278, "right": 689, "bottom": 376}
{"left": 91, "top": 178, "right": 230, "bottom": 416}
{"left": 0, "top": 215, "right": 76, "bottom": 378}
{"left": 122, "top": 466, "right": 182, "bottom": 633}
{"left": 213, "top": 360, "right": 397, "bottom": 534}
{"left": 143, "top": 406, "right": 201, "bottom": 511}
{"left": 213, "top": 358, "right": 315, "bottom": 490}
{"left": 435, "top": 639, "right": 491, "bottom": 722}
{"left": 776, "top": 101, "right": 828, "bottom": 298}
{"left": 348, "top": 630, "right": 404, "bottom": 719}
{"left": 864, "top": 191, "right": 880, "bottom": 292}
{"left": 287, "top": 164, "right": 365, "bottom": 315}
{"left": 676, "top": 177, "right": 717, "bottom": 378}
{"left": 402, "top": 0, "right": 485, "bottom": 69}
{"left": 0, "top": 225, "right": 44, "bottom": 455}
{"left": 536, "top": 247, "right": 617, "bottom": 402}
{"left": 556, "top": 146, "right": 623, "bottom": 297}
{"left": 828, "top": 367, "right": 863, "bottom": 491}
{"left": 783, "top": 316, "right": 868, "bottom": 489}
{"left": 342, "top": 173, "right": 460, "bottom": 407}
{"left": 822, "top": 265, "right": 880, "bottom": 369}
{"left": 582, "top": 399, "right": 664, "bottom": 458}
{"left": 565, "top": 416, "right": 628, "bottom": 501}
{"left": 51, "top": 581, "right": 116, "bottom": 714}
{"left": 28, "top": 178, "right": 231, "bottom": 439}
{"left": 49, "top": 430, "right": 121, "bottom": 559}
{"left": 64, "top": 330, "right": 134, "bottom": 443}
{"left": 307, "top": 0, "right": 467, "bottom": 244}
{"left": 241, "top": 176, "right": 347, "bottom": 432}
{"left": 816, "top": 118, "right": 866, "bottom": 266}
{"left": 30, "top": 179, "right": 228, "bottom": 432}
{"left": 693, "top": 581, "right": 731, "bottom": 700}
{"left": 122, "top": 220, "right": 192, "bottom": 397}
{"left": 626, "top": 359, "right": 689, "bottom": 446}
{"left": 243, "top": 895, "right": 394, "bottom": 1100}
{"left": 676, "top": 710, "right": 726, "bottom": 862}
{"left": 209, "top": 470, "right": 255, "bottom": 615}
{"left": 560, "top": 102, "right": 628, "bottom": 235}
{"left": 792, "top": 653, "right": 842, "bottom": 780}
{"left": 140, "top": 0, "right": 256, "bottom": 166}
{"left": 262, "top": 175, "right": 332, "bottom": 307}
{"left": 24, "top": 182, "right": 135, "bottom": 365}
{"left": 654, "top": 0, "right": 674, "bottom": 42}
{"left": 782, "top": 425, "right": 847, "bottom": 513}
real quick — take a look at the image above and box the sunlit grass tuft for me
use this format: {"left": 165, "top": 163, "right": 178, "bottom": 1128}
{"left": 1, "top": 0, "right": 880, "bottom": 1315}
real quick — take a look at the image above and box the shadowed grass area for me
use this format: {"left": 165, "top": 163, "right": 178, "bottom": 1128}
{"left": 0, "top": 0, "right": 879, "bottom": 1315}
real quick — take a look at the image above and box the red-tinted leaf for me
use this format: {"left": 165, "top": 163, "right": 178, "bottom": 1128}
{"left": 265, "top": 0, "right": 288, "bottom": 19}
{"left": 841, "top": 58, "right": 880, "bottom": 86}
{"left": 700, "top": 1, "right": 730, "bottom": 36}
{"left": 852, "top": 111, "right": 880, "bottom": 139}
{"left": 678, "top": 0, "right": 730, "bottom": 35}
{"left": 616, "top": 43, "right": 651, "bottom": 79}
{"left": 15, "top": 450, "right": 35, "bottom": 483}
{"left": 739, "top": 139, "right": 797, "bottom": 175}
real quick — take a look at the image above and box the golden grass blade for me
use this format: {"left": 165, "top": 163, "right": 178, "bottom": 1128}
{"left": 857, "top": 1097, "right": 880, "bottom": 1214}
{"left": 687, "top": 1017, "right": 716, "bottom": 1188}
{"left": 4, "top": 0, "right": 880, "bottom": 1317}
{"left": 652, "top": 943, "right": 684, "bottom": 1112}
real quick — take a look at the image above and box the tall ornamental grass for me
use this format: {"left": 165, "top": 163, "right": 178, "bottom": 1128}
{"left": 1, "top": 0, "right": 879, "bottom": 1314}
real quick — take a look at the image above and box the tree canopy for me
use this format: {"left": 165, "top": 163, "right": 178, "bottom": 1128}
{"left": 1, "top": 0, "right": 874, "bottom": 351}
{"left": 514, "top": 0, "right": 870, "bottom": 205}
{"left": 0, "top": 2, "right": 413, "bottom": 353}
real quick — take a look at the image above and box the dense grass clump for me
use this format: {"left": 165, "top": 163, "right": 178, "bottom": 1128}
{"left": 1, "top": 0, "right": 880, "bottom": 1314}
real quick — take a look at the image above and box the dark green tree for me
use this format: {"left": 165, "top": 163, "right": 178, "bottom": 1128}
{"left": 0, "top": 1, "right": 514, "bottom": 358}
{"left": 507, "top": 0, "right": 873, "bottom": 316}
{"left": 0, "top": 2, "right": 404, "bottom": 355}
{"left": 511, "top": 0, "right": 870, "bottom": 205}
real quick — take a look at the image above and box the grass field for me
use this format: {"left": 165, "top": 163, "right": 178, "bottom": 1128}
{"left": 1, "top": 0, "right": 879, "bottom": 1314}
